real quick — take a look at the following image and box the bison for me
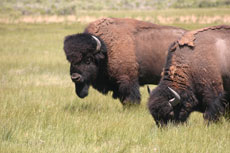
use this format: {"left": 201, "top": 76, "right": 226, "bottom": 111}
{"left": 63, "top": 17, "right": 186, "bottom": 105}
{"left": 148, "top": 25, "right": 230, "bottom": 126}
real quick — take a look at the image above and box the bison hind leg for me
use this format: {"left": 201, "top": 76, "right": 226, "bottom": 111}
{"left": 118, "top": 80, "right": 141, "bottom": 105}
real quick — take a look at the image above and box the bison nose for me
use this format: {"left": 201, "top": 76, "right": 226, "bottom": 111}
{"left": 71, "top": 73, "right": 82, "bottom": 82}
{"left": 169, "top": 111, "right": 174, "bottom": 118}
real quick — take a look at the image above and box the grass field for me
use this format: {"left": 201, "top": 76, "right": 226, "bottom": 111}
{"left": 0, "top": 9, "right": 230, "bottom": 153}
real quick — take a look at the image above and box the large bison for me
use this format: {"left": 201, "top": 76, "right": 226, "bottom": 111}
{"left": 148, "top": 25, "right": 230, "bottom": 126}
{"left": 63, "top": 17, "right": 186, "bottom": 105}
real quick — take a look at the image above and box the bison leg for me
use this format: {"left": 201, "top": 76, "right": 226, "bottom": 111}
{"left": 118, "top": 80, "right": 141, "bottom": 105}
{"left": 222, "top": 77, "right": 230, "bottom": 118}
{"left": 203, "top": 93, "right": 226, "bottom": 122}
{"left": 222, "top": 92, "right": 230, "bottom": 119}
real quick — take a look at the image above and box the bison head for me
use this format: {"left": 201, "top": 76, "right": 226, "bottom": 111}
{"left": 63, "top": 33, "right": 106, "bottom": 98}
{"left": 148, "top": 85, "right": 190, "bottom": 127}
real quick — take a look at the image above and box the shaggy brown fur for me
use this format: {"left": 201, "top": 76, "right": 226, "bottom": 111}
{"left": 85, "top": 18, "right": 186, "bottom": 85}
{"left": 148, "top": 25, "right": 230, "bottom": 126}
{"left": 64, "top": 17, "right": 186, "bottom": 105}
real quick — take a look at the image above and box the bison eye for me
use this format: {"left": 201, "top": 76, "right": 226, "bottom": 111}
{"left": 85, "top": 57, "right": 92, "bottom": 65}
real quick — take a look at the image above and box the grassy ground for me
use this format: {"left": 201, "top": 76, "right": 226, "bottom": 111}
{"left": 0, "top": 9, "right": 230, "bottom": 153}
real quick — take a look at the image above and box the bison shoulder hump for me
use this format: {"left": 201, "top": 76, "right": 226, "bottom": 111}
{"left": 85, "top": 18, "right": 115, "bottom": 34}
{"left": 178, "top": 25, "right": 230, "bottom": 48}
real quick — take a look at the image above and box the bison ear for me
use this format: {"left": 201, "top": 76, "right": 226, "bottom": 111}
{"left": 94, "top": 53, "right": 105, "bottom": 64}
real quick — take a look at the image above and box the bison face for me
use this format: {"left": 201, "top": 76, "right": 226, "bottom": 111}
{"left": 148, "top": 94, "right": 176, "bottom": 126}
{"left": 70, "top": 56, "right": 99, "bottom": 98}
{"left": 64, "top": 33, "right": 105, "bottom": 98}
{"left": 148, "top": 86, "right": 187, "bottom": 127}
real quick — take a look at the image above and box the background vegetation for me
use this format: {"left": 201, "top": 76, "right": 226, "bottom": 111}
{"left": 0, "top": 1, "right": 230, "bottom": 152}
{"left": 1, "top": 0, "right": 230, "bottom": 15}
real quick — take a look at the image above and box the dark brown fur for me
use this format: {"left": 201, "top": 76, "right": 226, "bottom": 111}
{"left": 64, "top": 17, "right": 186, "bottom": 105}
{"left": 148, "top": 25, "right": 230, "bottom": 126}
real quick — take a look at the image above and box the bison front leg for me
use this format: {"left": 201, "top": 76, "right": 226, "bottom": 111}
{"left": 118, "top": 79, "right": 141, "bottom": 105}
{"left": 203, "top": 93, "right": 226, "bottom": 122}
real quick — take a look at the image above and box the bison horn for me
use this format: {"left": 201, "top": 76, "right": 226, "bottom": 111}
{"left": 92, "top": 35, "right": 101, "bottom": 51}
{"left": 168, "top": 87, "right": 181, "bottom": 106}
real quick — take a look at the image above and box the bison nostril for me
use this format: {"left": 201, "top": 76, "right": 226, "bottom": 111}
{"left": 71, "top": 73, "right": 81, "bottom": 81}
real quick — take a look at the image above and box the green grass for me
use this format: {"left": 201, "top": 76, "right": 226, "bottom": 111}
{"left": 0, "top": 10, "right": 230, "bottom": 153}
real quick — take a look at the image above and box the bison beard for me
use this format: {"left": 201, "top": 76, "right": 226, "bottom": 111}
{"left": 75, "top": 83, "right": 89, "bottom": 98}
{"left": 148, "top": 25, "right": 230, "bottom": 126}
{"left": 63, "top": 17, "right": 186, "bottom": 105}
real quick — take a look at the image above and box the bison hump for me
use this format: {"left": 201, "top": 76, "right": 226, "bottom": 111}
{"left": 177, "top": 25, "right": 230, "bottom": 48}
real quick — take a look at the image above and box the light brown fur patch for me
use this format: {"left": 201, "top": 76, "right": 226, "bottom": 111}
{"left": 169, "top": 65, "right": 177, "bottom": 80}
{"left": 178, "top": 25, "right": 230, "bottom": 48}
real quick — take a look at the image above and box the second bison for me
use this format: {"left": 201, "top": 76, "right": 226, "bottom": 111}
{"left": 63, "top": 17, "right": 186, "bottom": 105}
{"left": 148, "top": 25, "right": 230, "bottom": 126}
